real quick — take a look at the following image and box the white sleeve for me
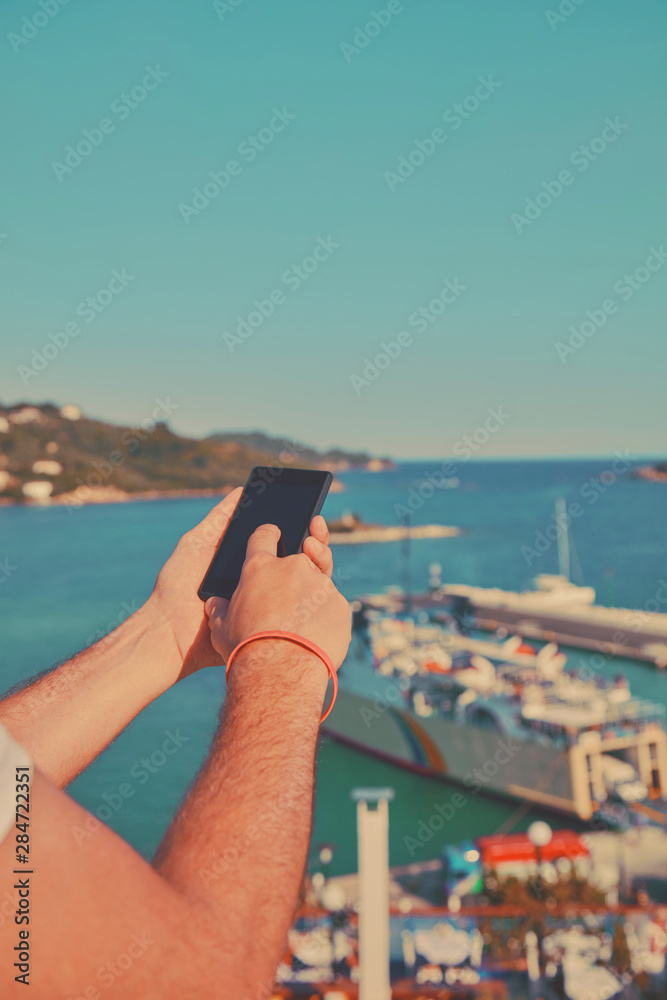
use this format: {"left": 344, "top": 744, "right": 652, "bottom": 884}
{"left": 0, "top": 722, "right": 31, "bottom": 844}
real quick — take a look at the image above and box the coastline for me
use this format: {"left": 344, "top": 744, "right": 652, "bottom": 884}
{"left": 0, "top": 477, "right": 348, "bottom": 509}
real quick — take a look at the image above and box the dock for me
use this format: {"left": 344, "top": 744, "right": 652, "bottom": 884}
{"left": 329, "top": 523, "right": 461, "bottom": 545}
{"left": 360, "top": 583, "right": 667, "bottom": 667}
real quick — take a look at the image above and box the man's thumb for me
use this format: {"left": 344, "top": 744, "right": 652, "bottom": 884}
{"left": 205, "top": 597, "right": 229, "bottom": 622}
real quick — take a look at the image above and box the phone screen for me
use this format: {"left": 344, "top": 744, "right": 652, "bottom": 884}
{"left": 198, "top": 467, "right": 332, "bottom": 600}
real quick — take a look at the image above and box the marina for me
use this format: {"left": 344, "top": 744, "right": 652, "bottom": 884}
{"left": 406, "top": 578, "right": 667, "bottom": 668}
{"left": 358, "top": 497, "right": 667, "bottom": 669}
{"left": 325, "top": 599, "right": 667, "bottom": 824}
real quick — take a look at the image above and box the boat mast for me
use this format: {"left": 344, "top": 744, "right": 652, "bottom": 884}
{"left": 399, "top": 510, "right": 412, "bottom": 614}
{"left": 556, "top": 496, "right": 570, "bottom": 581}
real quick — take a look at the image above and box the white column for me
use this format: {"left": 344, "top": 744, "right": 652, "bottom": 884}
{"left": 353, "top": 788, "right": 394, "bottom": 1000}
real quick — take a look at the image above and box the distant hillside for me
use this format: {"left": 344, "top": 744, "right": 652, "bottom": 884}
{"left": 0, "top": 402, "right": 391, "bottom": 506}
{"left": 208, "top": 430, "right": 391, "bottom": 470}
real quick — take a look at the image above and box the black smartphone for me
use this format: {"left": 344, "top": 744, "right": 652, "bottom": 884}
{"left": 198, "top": 466, "right": 333, "bottom": 601}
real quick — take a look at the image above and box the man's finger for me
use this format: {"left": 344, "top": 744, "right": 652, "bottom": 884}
{"left": 245, "top": 523, "right": 281, "bottom": 559}
{"left": 309, "top": 514, "right": 329, "bottom": 546}
{"left": 205, "top": 597, "right": 229, "bottom": 625}
{"left": 302, "top": 536, "right": 333, "bottom": 578}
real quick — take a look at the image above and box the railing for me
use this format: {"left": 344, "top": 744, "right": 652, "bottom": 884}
{"left": 597, "top": 698, "right": 665, "bottom": 733}
{"left": 520, "top": 698, "right": 666, "bottom": 749}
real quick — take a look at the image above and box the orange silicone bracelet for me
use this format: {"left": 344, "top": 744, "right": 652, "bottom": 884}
{"left": 225, "top": 631, "right": 338, "bottom": 723}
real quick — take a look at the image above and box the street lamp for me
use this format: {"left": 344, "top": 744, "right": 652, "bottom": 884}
{"left": 526, "top": 821, "right": 552, "bottom": 986}
{"left": 352, "top": 787, "right": 395, "bottom": 1000}
{"left": 319, "top": 844, "right": 335, "bottom": 866}
{"left": 317, "top": 841, "right": 336, "bottom": 885}
{"left": 528, "top": 821, "right": 552, "bottom": 889}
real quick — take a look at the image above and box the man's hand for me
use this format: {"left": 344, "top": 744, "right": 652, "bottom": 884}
{"left": 0, "top": 490, "right": 336, "bottom": 786}
{"left": 146, "top": 490, "right": 335, "bottom": 679}
{"left": 205, "top": 522, "right": 351, "bottom": 672}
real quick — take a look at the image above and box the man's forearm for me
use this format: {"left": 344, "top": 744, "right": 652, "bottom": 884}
{"left": 154, "top": 640, "right": 328, "bottom": 994}
{"left": 0, "top": 603, "right": 180, "bottom": 786}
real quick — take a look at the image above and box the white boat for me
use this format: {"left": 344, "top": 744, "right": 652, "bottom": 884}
{"left": 325, "top": 612, "right": 667, "bottom": 822}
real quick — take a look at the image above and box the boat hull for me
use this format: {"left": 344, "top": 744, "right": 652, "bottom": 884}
{"left": 324, "top": 689, "right": 586, "bottom": 816}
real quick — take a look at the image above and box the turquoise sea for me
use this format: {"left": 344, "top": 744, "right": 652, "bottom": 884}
{"left": 1, "top": 458, "right": 667, "bottom": 876}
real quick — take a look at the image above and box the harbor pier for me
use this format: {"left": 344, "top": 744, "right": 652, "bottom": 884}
{"left": 360, "top": 582, "right": 667, "bottom": 667}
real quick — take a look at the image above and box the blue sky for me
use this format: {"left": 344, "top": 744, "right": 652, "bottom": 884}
{"left": 1, "top": 0, "right": 666, "bottom": 459}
